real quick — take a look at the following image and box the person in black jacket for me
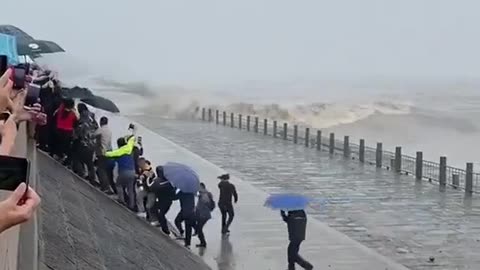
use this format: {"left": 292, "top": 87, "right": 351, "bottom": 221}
{"left": 217, "top": 174, "right": 238, "bottom": 234}
{"left": 150, "top": 166, "right": 176, "bottom": 234}
{"left": 281, "top": 210, "right": 313, "bottom": 270}
{"left": 174, "top": 191, "right": 196, "bottom": 248}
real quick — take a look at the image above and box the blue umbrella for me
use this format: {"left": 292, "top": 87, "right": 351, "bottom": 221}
{"left": 264, "top": 193, "right": 311, "bottom": 211}
{"left": 163, "top": 162, "right": 200, "bottom": 193}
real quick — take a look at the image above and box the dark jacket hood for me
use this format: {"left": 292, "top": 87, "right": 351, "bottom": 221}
{"left": 155, "top": 166, "right": 164, "bottom": 177}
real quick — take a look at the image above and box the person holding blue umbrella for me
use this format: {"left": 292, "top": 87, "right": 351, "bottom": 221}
{"left": 163, "top": 162, "right": 200, "bottom": 248}
{"left": 265, "top": 194, "right": 313, "bottom": 270}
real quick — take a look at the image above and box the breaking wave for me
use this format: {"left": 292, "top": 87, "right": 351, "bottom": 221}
{"left": 88, "top": 78, "right": 412, "bottom": 129}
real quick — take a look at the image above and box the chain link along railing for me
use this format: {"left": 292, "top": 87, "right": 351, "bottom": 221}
{"left": 203, "top": 108, "right": 479, "bottom": 194}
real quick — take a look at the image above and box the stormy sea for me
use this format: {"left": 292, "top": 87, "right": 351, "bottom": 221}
{"left": 61, "top": 76, "right": 480, "bottom": 169}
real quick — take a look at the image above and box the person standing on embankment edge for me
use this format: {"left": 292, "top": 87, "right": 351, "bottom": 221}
{"left": 217, "top": 173, "right": 238, "bottom": 234}
{"left": 281, "top": 210, "right": 313, "bottom": 270}
{"left": 105, "top": 136, "right": 137, "bottom": 210}
{"left": 94, "top": 116, "right": 114, "bottom": 194}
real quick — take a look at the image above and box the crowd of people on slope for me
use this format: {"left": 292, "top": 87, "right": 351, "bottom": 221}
{"left": 0, "top": 62, "right": 313, "bottom": 269}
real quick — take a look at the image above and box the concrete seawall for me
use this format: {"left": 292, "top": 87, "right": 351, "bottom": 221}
{"left": 1, "top": 122, "right": 210, "bottom": 270}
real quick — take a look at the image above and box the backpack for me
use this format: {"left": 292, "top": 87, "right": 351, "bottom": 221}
{"left": 76, "top": 113, "right": 98, "bottom": 148}
{"left": 208, "top": 193, "right": 216, "bottom": 211}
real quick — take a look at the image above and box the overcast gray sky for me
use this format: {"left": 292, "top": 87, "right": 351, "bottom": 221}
{"left": 2, "top": 0, "right": 480, "bottom": 86}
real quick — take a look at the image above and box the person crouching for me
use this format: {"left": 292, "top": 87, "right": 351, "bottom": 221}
{"left": 135, "top": 158, "right": 156, "bottom": 219}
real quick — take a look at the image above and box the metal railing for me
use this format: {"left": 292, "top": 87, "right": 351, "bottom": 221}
{"left": 202, "top": 108, "right": 479, "bottom": 194}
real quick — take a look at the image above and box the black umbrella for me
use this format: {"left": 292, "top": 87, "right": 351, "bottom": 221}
{"left": 61, "top": 86, "right": 95, "bottom": 99}
{"left": 0, "top": 25, "right": 65, "bottom": 56}
{"left": 81, "top": 96, "right": 120, "bottom": 113}
{"left": 0, "top": 25, "right": 35, "bottom": 41}
{"left": 16, "top": 39, "right": 65, "bottom": 55}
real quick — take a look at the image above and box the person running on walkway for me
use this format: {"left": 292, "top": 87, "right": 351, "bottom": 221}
{"left": 174, "top": 190, "right": 196, "bottom": 248}
{"left": 195, "top": 182, "right": 215, "bottom": 248}
{"left": 281, "top": 210, "right": 313, "bottom": 270}
{"left": 217, "top": 173, "right": 238, "bottom": 234}
{"left": 94, "top": 116, "right": 114, "bottom": 194}
{"left": 135, "top": 158, "right": 156, "bottom": 219}
{"left": 73, "top": 103, "right": 98, "bottom": 185}
{"left": 149, "top": 165, "right": 175, "bottom": 232}
{"left": 105, "top": 136, "right": 137, "bottom": 210}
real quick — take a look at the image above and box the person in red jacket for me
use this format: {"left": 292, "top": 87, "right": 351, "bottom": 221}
{"left": 54, "top": 98, "right": 78, "bottom": 165}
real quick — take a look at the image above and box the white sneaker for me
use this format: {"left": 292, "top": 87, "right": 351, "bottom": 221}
{"left": 136, "top": 212, "right": 147, "bottom": 218}
{"left": 150, "top": 221, "right": 160, "bottom": 226}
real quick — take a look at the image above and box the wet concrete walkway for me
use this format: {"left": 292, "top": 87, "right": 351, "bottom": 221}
{"left": 99, "top": 115, "right": 408, "bottom": 270}
{"left": 128, "top": 117, "right": 480, "bottom": 270}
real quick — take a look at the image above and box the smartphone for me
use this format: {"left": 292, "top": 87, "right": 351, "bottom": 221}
{"left": 0, "top": 155, "right": 30, "bottom": 192}
{"left": 25, "top": 83, "right": 41, "bottom": 105}
{"left": 0, "top": 55, "right": 7, "bottom": 75}
{"left": 138, "top": 136, "right": 143, "bottom": 144}
{"left": 12, "top": 66, "right": 26, "bottom": 90}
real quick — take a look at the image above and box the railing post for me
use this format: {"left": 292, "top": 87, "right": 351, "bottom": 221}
{"left": 439, "top": 156, "right": 447, "bottom": 187}
{"left": 343, "top": 136, "right": 350, "bottom": 157}
{"left": 246, "top": 116, "right": 251, "bottom": 131}
{"left": 305, "top": 128, "right": 310, "bottom": 147}
{"left": 215, "top": 110, "right": 219, "bottom": 124}
{"left": 254, "top": 117, "right": 259, "bottom": 133}
{"left": 316, "top": 130, "right": 321, "bottom": 151}
{"left": 293, "top": 125, "right": 298, "bottom": 144}
{"left": 239, "top": 114, "right": 243, "bottom": 129}
{"left": 415, "top": 151, "right": 423, "bottom": 180}
{"left": 208, "top": 108, "right": 212, "bottom": 122}
{"left": 230, "top": 113, "right": 234, "bottom": 128}
{"left": 359, "top": 139, "right": 365, "bottom": 162}
{"left": 452, "top": 174, "right": 459, "bottom": 189}
{"left": 223, "top": 111, "right": 226, "bottom": 126}
{"left": 329, "top": 133, "right": 335, "bottom": 154}
{"left": 283, "top": 123, "right": 288, "bottom": 140}
{"left": 394, "top": 146, "right": 402, "bottom": 172}
{"left": 466, "top": 163, "right": 473, "bottom": 194}
{"left": 376, "top": 143, "right": 383, "bottom": 168}
{"left": 264, "top": 119, "right": 268, "bottom": 135}
{"left": 273, "top": 121, "right": 277, "bottom": 138}
{"left": 202, "top": 108, "right": 206, "bottom": 121}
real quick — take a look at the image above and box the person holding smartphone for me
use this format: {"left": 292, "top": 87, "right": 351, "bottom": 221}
{"left": 0, "top": 183, "right": 41, "bottom": 234}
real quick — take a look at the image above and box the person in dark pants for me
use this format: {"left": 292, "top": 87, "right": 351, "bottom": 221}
{"left": 149, "top": 166, "right": 175, "bottom": 233}
{"left": 95, "top": 117, "right": 113, "bottom": 193}
{"left": 174, "top": 191, "right": 196, "bottom": 248}
{"left": 217, "top": 174, "right": 238, "bottom": 234}
{"left": 105, "top": 136, "right": 137, "bottom": 210}
{"left": 195, "top": 182, "right": 215, "bottom": 247}
{"left": 53, "top": 99, "right": 78, "bottom": 165}
{"left": 281, "top": 210, "right": 313, "bottom": 270}
{"left": 73, "top": 103, "right": 98, "bottom": 185}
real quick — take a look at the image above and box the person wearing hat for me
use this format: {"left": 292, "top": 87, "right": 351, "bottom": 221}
{"left": 217, "top": 173, "right": 238, "bottom": 234}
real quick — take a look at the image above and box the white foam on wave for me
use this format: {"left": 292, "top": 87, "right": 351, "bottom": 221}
{"left": 87, "top": 79, "right": 413, "bottom": 129}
